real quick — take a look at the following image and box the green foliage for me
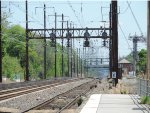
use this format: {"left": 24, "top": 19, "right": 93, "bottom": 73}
{"left": 137, "top": 49, "right": 147, "bottom": 74}
{"left": 124, "top": 49, "right": 147, "bottom": 74}
{"left": 140, "top": 96, "right": 150, "bottom": 105}
{"left": 5, "top": 25, "right": 26, "bottom": 58}
{"left": 2, "top": 55, "right": 23, "bottom": 80}
{"left": 1, "top": 12, "right": 79, "bottom": 81}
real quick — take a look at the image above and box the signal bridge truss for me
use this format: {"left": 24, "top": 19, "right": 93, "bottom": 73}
{"left": 84, "top": 58, "right": 109, "bottom": 68}
{"left": 27, "top": 27, "right": 111, "bottom": 39}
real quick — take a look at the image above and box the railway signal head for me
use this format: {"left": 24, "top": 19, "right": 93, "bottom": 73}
{"left": 84, "top": 39, "right": 90, "bottom": 47}
{"left": 84, "top": 27, "right": 90, "bottom": 39}
{"left": 50, "top": 32, "right": 56, "bottom": 47}
{"left": 102, "top": 39, "right": 108, "bottom": 47}
{"left": 84, "top": 27, "right": 90, "bottom": 47}
{"left": 66, "top": 39, "right": 71, "bottom": 47}
{"left": 66, "top": 30, "right": 72, "bottom": 47}
{"left": 66, "top": 31, "right": 72, "bottom": 38}
{"left": 102, "top": 30, "right": 107, "bottom": 39}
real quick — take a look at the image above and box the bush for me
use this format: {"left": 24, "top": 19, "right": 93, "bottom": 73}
{"left": 140, "top": 96, "right": 150, "bottom": 105}
{"left": 77, "top": 97, "right": 83, "bottom": 106}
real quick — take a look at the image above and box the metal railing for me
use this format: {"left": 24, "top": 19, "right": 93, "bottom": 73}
{"left": 138, "top": 78, "right": 150, "bottom": 96}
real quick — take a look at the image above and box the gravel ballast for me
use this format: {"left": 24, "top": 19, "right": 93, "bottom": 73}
{"left": 0, "top": 78, "right": 92, "bottom": 112}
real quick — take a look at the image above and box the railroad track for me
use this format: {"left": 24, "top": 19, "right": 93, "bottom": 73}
{"left": 23, "top": 79, "right": 97, "bottom": 113}
{"left": 0, "top": 78, "right": 79, "bottom": 101}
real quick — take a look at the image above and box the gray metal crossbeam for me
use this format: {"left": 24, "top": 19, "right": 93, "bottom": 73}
{"left": 27, "top": 27, "right": 111, "bottom": 39}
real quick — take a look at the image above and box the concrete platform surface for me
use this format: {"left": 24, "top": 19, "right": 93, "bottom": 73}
{"left": 80, "top": 94, "right": 149, "bottom": 113}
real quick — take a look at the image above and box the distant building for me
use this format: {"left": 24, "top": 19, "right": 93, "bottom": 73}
{"left": 118, "top": 59, "right": 133, "bottom": 76}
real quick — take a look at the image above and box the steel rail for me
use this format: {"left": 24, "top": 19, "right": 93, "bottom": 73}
{"left": 22, "top": 79, "right": 96, "bottom": 113}
{"left": 0, "top": 78, "right": 79, "bottom": 101}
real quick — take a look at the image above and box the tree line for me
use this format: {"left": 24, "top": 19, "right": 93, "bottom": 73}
{"left": 1, "top": 12, "right": 79, "bottom": 81}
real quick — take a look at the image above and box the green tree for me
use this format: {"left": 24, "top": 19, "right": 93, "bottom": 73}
{"left": 2, "top": 55, "right": 23, "bottom": 80}
{"left": 137, "top": 49, "right": 147, "bottom": 74}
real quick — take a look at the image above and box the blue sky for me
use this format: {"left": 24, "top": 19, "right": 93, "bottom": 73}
{"left": 2, "top": 0, "right": 147, "bottom": 58}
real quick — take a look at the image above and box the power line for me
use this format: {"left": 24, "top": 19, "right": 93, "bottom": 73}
{"left": 119, "top": 1, "right": 131, "bottom": 14}
{"left": 118, "top": 22, "right": 132, "bottom": 53}
{"left": 127, "top": 1, "right": 143, "bottom": 35}
{"left": 80, "top": 0, "right": 85, "bottom": 27}
{"left": 67, "top": 0, "right": 83, "bottom": 28}
{"left": 9, "top": 2, "right": 44, "bottom": 27}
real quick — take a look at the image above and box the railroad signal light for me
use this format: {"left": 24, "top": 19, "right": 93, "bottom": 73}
{"left": 66, "top": 32, "right": 72, "bottom": 38}
{"left": 102, "top": 30, "right": 107, "bottom": 39}
{"left": 50, "top": 32, "right": 56, "bottom": 47}
{"left": 84, "top": 39, "right": 90, "bottom": 47}
{"left": 102, "top": 39, "right": 108, "bottom": 47}
{"left": 66, "top": 39, "right": 71, "bottom": 47}
{"left": 84, "top": 27, "right": 90, "bottom": 39}
{"left": 101, "top": 58, "right": 103, "bottom": 64}
{"left": 84, "top": 27, "right": 90, "bottom": 47}
{"left": 50, "top": 39, "right": 55, "bottom": 47}
{"left": 66, "top": 29, "right": 72, "bottom": 47}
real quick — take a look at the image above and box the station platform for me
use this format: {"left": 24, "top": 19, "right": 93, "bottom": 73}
{"left": 80, "top": 94, "right": 149, "bottom": 113}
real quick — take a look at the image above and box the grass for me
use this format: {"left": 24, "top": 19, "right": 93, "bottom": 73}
{"left": 140, "top": 96, "right": 150, "bottom": 105}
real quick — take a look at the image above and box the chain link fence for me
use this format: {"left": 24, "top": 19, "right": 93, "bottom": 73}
{"left": 138, "top": 78, "right": 150, "bottom": 96}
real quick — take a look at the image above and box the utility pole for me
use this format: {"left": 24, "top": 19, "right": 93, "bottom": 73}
{"left": 77, "top": 48, "right": 78, "bottom": 77}
{"left": 25, "top": 0, "right": 29, "bottom": 81}
{"left": 61, "top": 14, "right": 64, "bottom": 77}
{"left": 111, "top": 1, "right": 118, "bottom": 85}
{"left": 0, "top": 0, "right": 2, "bottom": 82}
{"left": 109, "top": 3, "right": 112, "bottom": 79}
{"left": 44, "top": 4, "right": 46, "bottom": 79}
{"left": 35, "top": 5, "right": 54, "bottom": 79}
{"left": 129, "top": 35, "right": 145, "bottom": 76}
{"left": 48, "top": 13, "right": 62, "bottom": 78}
{"left": 81, "top": 47, "right": 84, "bottom": 77}
{"left": 73, "top": 28, "right": 75, "bottom": 74}
{"left": 55, "top": 12, "right": 57, "bottom": 78}
{"left": 67, "top": 21, "right": 70, "bottom": 77}
{"left": 70, "top": 26, "right": 73, "bottom": 77}
{"left": 79, "top": 48, "right": 80, "bottom": 77}
{"left": 147, "top": 1, "right": 150, "bottom": 80}
{"left": 72, "top": 26, "right": 75, "bottom": 77}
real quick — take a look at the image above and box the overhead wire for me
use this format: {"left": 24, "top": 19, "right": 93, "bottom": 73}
{"left": 118, "top": 22, "right": 132, "bottom": 53}
{"left": 9, "top": 1, "right": 44, "bottom": 27}
{"left": 80, "top": 0, "right": 85, "bottom": 27}
{"left": 126, "top": 1, "right": 143, "bottom": 35}
{"left": 67, "top": 0, "right": 83, "bottom": 28}
{"left": 119, "top": 1, "right": 131, "bottom": 14}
